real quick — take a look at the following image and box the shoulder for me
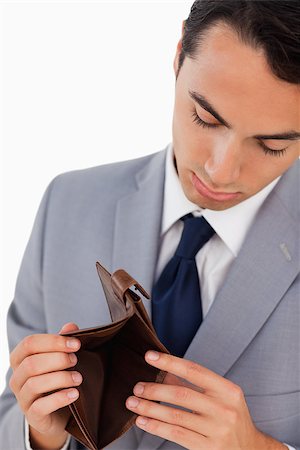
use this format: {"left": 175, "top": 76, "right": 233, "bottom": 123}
{"left": 53, "top": 150, "right": 161, "bottom": 195}
{"left": 36, "top": 147, "right": 167, "bottom": 227}
{"left": 44, "top": 148, "right": 165, "bottom": 206}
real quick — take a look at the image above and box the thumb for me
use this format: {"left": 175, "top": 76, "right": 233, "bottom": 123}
{"left": 59, "top": 322, "right": 80, "bottom": 335}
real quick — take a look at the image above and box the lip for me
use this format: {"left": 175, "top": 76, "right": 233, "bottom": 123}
{"left": 191, "top": 173, "right": 240, "bottom": 201}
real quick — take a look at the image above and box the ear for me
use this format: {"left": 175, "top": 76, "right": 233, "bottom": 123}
{"left": 173, "top": 20, "right": 185, "bottom": 76}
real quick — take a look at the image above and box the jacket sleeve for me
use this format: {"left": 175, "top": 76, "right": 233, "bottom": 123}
{"left": 0, "top": 178, "right": 86, "bottom": 450}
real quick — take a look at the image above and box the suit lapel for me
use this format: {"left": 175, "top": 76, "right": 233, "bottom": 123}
{"left": 112, "top": 148, "right": 167, "bottom": 318}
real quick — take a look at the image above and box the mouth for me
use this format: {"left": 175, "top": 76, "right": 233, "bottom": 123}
{"left": 191, "top": 173, "right": 240, "bottom": 202}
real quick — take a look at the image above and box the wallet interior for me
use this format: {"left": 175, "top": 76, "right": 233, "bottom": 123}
{"left": 64, "top": 298, "right": 167, "bottom": 449}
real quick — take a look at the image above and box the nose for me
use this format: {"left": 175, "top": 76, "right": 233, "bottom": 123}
{"left": 204, "top": 138, "right": 241, "bottom": 187}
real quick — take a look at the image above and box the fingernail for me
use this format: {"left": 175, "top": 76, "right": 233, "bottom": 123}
{"left": 72, "top": 372, "right": 82, "bottom": 383}
{"left": 136, "top": 416, "right": 148, "bottom": 426}
{"left": 66, "top": 339, "right": 80, "bottom": 349}
{"left": 134, "top": 383, "right": 145, "bottom": 395}
{"left": 67, "top": 389, "right": 79, "bottom": 399}
{"left": 69, "top": 353, "right": 77, "bottom": 364}
{"left": 146, "top": 351, "right": 159, "bottom": 361}
{"left": 126, "top": 397, "right": 139, "bottom": 408}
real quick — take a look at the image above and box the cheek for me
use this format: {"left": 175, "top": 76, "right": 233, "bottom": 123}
{"left": 256, "top": 147, "right": 299, "bottom": 182}
{"left": 173, "top": 93, "right": 201, "bottom": 142}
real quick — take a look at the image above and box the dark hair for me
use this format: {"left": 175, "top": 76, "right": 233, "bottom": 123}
{"left": 177, "top": 0, "right": 300, "bottom": 84}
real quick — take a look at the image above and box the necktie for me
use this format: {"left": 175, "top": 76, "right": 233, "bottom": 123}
{"left": 152, "top": 213, "right": 215, "bottom": 357}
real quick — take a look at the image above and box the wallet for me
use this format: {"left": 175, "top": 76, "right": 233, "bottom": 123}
{"left": 60, "top": 261, "right": 169, "bottom": 450}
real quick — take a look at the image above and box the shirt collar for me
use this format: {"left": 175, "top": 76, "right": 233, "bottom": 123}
{"left": 162, "top": 142, "right": 281, "bottom": 256}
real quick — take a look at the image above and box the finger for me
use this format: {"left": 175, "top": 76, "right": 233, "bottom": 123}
{"left": 11, "top": 351, "right": 78, "bottom": 393}
{"left": 10, "top": 333, "right": 81, "bottom": 371}
{"left": 126, "top": 396, "right": 213, "bottom": 436}
{"left": 59, "top": 323, "right": 80, "bottom": 334}
{"left": 132, "top": 382, "right": 218, "bottom": 417}
{"left": 135, "top": 416, "right": 207, "bottom": 450}
{"left": 145, "top": 351, "right": 232, "bottom": 397}
{"left": 26, "top": 387, "right": 80, "bottom": 429}
{"left": 19, "top": 369, "right": 83, "bottom": 413}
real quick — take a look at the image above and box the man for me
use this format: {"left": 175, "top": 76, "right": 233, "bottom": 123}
{"left": 0, "top": 1, "right": 299, "bottom": 449}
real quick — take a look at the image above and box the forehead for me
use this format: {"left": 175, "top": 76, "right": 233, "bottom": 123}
{"left": 181, "top": 23, "right": 300, "bottom": 133}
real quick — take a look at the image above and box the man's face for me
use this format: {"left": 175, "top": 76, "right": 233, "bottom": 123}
{"left": 172, "top": 22, "right": 300, "bottom": 211}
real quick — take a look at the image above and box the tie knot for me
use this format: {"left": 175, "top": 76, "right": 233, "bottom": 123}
{"left": 175, "top": 213, "right": 215, "bottom": 259}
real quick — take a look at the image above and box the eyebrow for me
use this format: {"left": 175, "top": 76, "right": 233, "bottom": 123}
{"left": 252, "top": 131, "right": 300, "bottom": 140}
{"left": 189, "top": 90, "right": 232, "bottom": 128}
{"left": 188, "top": 90, "right": 300, "bottom": 141}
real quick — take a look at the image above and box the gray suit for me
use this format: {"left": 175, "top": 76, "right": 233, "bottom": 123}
{"left": 0, "top": 144, "right": 299, "bottom": 450}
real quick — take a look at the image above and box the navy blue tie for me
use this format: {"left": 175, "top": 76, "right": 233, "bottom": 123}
{"left": 152, "top": 213, "right": 215, "bottom": 357}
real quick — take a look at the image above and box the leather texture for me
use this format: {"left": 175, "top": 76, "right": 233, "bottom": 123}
{"left": 60, "top": 262, "right": 169, "bottom": 450}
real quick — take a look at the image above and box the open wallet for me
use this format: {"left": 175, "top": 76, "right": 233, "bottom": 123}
{"left": 60, "top": 261, "right": 169, "bottom": 450}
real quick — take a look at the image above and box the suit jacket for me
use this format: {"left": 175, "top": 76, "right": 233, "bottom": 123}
{"left": 0, "top": 144, "right": 299, "bottom": 450}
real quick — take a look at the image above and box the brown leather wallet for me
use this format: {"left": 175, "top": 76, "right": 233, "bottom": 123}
{"left": 60, "top": 261, "right": 169, "bottom": 450}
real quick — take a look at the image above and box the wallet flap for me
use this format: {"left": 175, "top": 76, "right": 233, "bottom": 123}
{"left": 111, "top": 268, "right": 150, "bottom": 301}
{"left": 96, "top": 262, "right": 134, "bottom": 322}
{"left": 124, "top": 288, "right": 156, "bottom": 335}
{"left": 110, "top": 267, "right": 155, "bottom": 333}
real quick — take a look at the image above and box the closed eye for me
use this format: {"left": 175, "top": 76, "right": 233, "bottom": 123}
{"left": 191, "top": 110, "right": 288, "bottom": 157}
{"left": 258, "top": 141, "right": 287, "bottom": 157}
{"left": 191, "top": 110, "right": 219, "bottom": 129}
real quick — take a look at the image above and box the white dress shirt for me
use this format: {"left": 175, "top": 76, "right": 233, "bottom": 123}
{"left": 25, "top": 418, "right": 71, "bottom": 449}
{"left": 24, "top": 143, "right": 294, "bottom": 450}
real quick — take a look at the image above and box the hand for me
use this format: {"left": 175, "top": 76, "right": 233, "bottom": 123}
{"left": 126, "top": 351, "right": 286, "bottom": 450}
{"left": 9, "top": 322, "right": 83, "bottom": 448}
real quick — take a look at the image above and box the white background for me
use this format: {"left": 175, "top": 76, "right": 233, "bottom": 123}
{"left": 0, "top": 0, "right": 191, "bottom": 395}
